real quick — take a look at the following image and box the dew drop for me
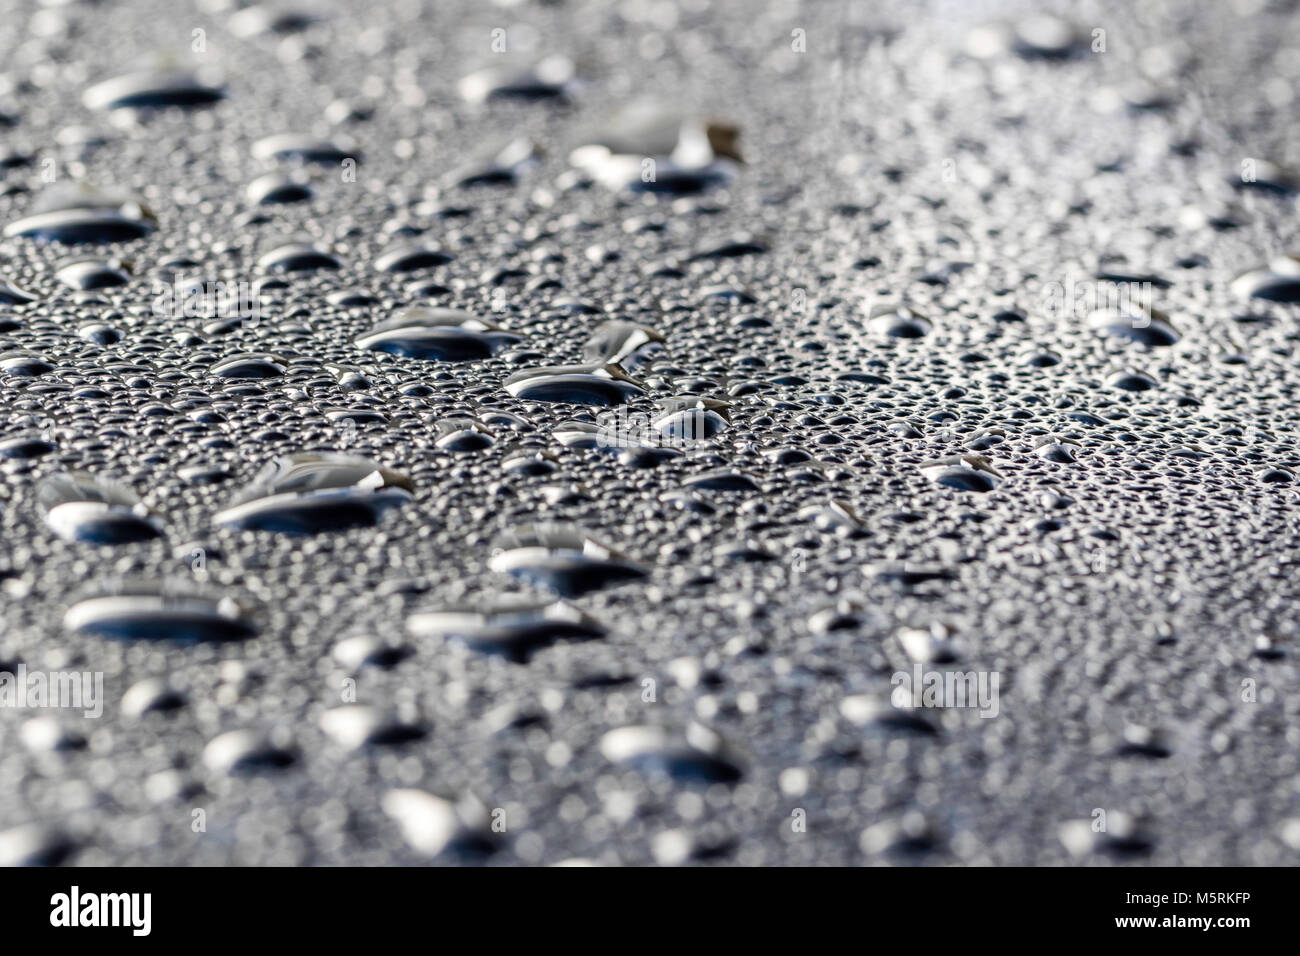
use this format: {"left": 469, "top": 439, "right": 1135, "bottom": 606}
{"left": 64, "top": 579, "right": 258, "bottom": 642}
{"left": 355, "top": 307, "right": 520, "bottom": 360}
{"left": 488, "top": 524, "right": 648, "bottom": 596}
{"left": 38, "top": 472, "right": 163, "bottom": 544}
{"left": 215, "top": 452, "right": 414, "bottom": 535}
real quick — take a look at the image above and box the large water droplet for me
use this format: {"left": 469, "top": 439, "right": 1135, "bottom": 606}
{"left": 211, "top": 351, "right": 287, "bottom": 378}
{"left": 55, "top": 259, "right": 131, "bottom": 290}
{"left": 1231, "top": 254, "right": 1300, "bottom": 303}
{"left": 869, "top": 302, "right": 931, "bottom": 338}
{"left": 246, "top": 171, "right": 314, "bottom": 205}
{"left": 5, "top": 184, "right": 156, "bottom": 244}
{"left": 83, "top": 70, "right": 226, "bottom": 111}
{"left": 447, "top": 137, "right": 541, "bottom": 188}
{"left": 408, "top": 598, "right": 607, "bottom": 662}
{"left": 599, "top": 722, "right": 745, "bottom": 783}
{"left": 228, "top": 4, "right": 321, "bottom": 38}
{"left": 0, "top": 278, "right": 37, "bottom": 303}
{"left": 0, "top": 824, "right": 73, "bottom": 866}
{"left": 320, "top": 705, "right": 426, "bottom": 749}
{"left": 256, "top": 241, "right": 341, "bottom": 273}
{"left": 1088, "top": 305, "right": 1180, "bottom": 346}
{"left": 488, "top": 524, "right": 648, "bottom": 596}
{"left": 582, "top": 320, "right": 666, "bottom": 368}
{"left": 571, "top": 101, "right": 741, "bottom": 194}
{"left": 355, "top": 307, "right": 520, "bottom": 360}
{"left": 382, "top": 789, "right": 497, "bottom": 858}
{"left": 374, "top": 245, "right": 455, "bottom": 273}
{"left": 215, "top": 452, "right": 414, "bottom": 534}
{"left": 64, "top": 579, "right": 258, "bottom": 642}
{"left": 1107, "top": 369, "right": 1158, "bottom": 392}
{"left": 38, "top": 472, "right": 163, "bottom": 544}
{"left": 252, "top": 132, "right": 359, "bottom": 165}
{"left": 921, "top": 455, "right": 1002, "bottom": 492}
{"left": 504, "top": 364, "right": 646, "bottom": 405}
{"left": 0, "top": 351, "right": 53, "bottom": 376}
{"left": 202, "top": 728, "right": 296, "bottom": 774}
{"left": 458, "top": 55, "right": 577, "bottom": 104}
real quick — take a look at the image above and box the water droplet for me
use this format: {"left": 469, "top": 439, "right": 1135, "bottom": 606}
{"left": 869, "top": 302, "right": 931, "bottom": 338}
{"left": 599, "top": 722, "right": 745, "bottom": 783}
{"left": 83, "top": 69, "right": 226, "bottom": 111}
{"left": 5, "top": 183, "right": 156, "bottom": 243}
{"left": 921, "top": 455, "right": 1002, "bottom": 492}
{"left": 382, "top": 789, "right": 497, "bottom": 858}
{"left": 798, "top": 500, "right": 864, "bottom": 535}
{"left": 571, "top": 101, "right": 741, "bottom": 194}
{"left": 55, "top": 259, "right": 130, "bottom": 290}
{"left": 355, "top": 307, "right": 520, "bottom": 360}
{"left": 215, "top": 452, "right": 414, "bottom": 534}
{"left": 1116, "top": 724, "right": 1173, "bottom": 759}
{"left": 488, "top": 524, "right": 648, "bottom": 596}
{"left": 447, "top": 137, "right": 541, "bottom": 188}
{"left": 582, "top": 320, "right": 666, "bottom": 367}
{"left": 690, "top": 238, "right": 768, "bottom": 260}
{"left": 38, "top": 472, "right": 162, "bottom": 544}
{"left": 968, "top": 15, "right": 1085, "bottom": 60}
{"left": 374, "top": 245, "right": 455, "bottom": 273}
{"left": 327, "top": 290, "right": 378, "bottom": 308}
{"left": 210, "top": 351, "right": 286, "bottom": 379}
{"left": 320, "top": 705, "right": 426, "bottom": 749}
{"left": 64, "top": 579, "right": 258, "bottom": 642}
{"left": 434, "top": 417, "right": 495, "bottom": 451}
{"left": 1088, "top": 306, "right": 1180, "bottom": 346}
{"left": 246, "top": 171, "right": 314, "bottom": 205}
{"left": 504, "top": 364, "right": 646, "bottom": 404}
{"left": 1059, "top": 813, "right": 1153, "bottom": 857}
{"left": 121, "top": 678, "right": 186, "bottom": 717}
{"left": 408, "top": 598, "right": 607, "bottom": 662}
{"left": 229, "top": 4, "right": 321, "bottom": 38}
{"left": 0, "top": 824, "right": 73, "bottom": 866}
{"left": 1035, "top": 439, "right": 1081, "bottom": 463}
{"left": 684, "top": 468, "right": 760, "bottom": 492}
{"left": 0, "top": 434, "right": 55, "bottom": 459}
{"left": 1232, "top": 254, "right": 1300, "bottom": 303}
{"left": 458, "top": 55, "right": 577, "bottom": 104}
{"left": 332, "top": 634, "right": 411, "bottom": 671}
{"left": 1257, "top": 467, "right": 1293, "bottom": 484}
{"left": 252, "top": 132, "right": 359, "bottom": 165}
{"left": 1230, "top": 159, "right": 1299, "bottom": 196}
{"left": 1107, "top": 369, "right": 1158, "bottom": 392}
{"left": 0, "top": 278, "right": 37, "bottom": 303}
{"left": 840, "top": 695, "right": 939, "bottom": 735}
{"left": 860, "top": 813, "right": 938, "bottom": 857}
{"left": 897, "top": 624, "right": 959, "bottom": 664}
{"left": 0, "top": 351, "right": 53, "bottom": 375}
{"left": 202, "top": 728, "right": 296, "bottom": 774}
{"left": 257, "top": 241, "right": 341, "bottom": 273}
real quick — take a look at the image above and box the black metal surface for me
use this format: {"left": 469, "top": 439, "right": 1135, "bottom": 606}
{"left": 0, "top": 0, "right": 1298, "bottom": 866}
